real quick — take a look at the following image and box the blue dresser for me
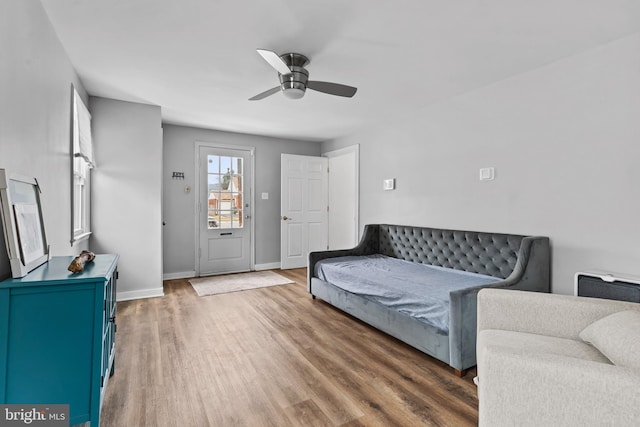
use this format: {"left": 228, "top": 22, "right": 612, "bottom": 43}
{"left": 0, "top": 254, "right": 119, "bottom": 426}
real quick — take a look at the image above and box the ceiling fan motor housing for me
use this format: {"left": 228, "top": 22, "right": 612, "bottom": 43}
{"left": 279, "top": 66, "right": 308, "bottom": 99}
{"left": 279, "top": 53, "right": 310, "bottom": 99}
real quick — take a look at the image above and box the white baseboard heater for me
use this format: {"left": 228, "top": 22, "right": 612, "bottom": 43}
{"left": 575, "top": 271, "right": 640, "bottom": 303}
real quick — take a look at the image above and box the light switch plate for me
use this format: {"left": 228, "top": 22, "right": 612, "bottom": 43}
{"left": 479, "top": 167, "right": 495, "bottom": 181}
{"left": 261, "top": 192, "right": 269, "bottom": 200}
{"left": 383, "top": 178, "right": 395, "bottom": 190}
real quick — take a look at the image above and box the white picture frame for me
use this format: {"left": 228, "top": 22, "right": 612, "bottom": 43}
{"left": 0, "top": 169, "right": 49, "bottom": 278}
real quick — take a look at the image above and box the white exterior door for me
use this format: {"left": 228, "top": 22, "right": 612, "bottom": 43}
{"left": 280, "top": 154, "right": 328, "bottom": 269}
{"left": 198, "top": 144, "right": 253, "bottom": 275}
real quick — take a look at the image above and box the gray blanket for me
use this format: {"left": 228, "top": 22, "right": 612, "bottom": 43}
{"left": 315, "top": 254, "right": 500, "bottom": 332}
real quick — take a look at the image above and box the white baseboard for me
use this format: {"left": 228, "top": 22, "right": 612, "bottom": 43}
{"left": 117, "top": 287, "right": 165, "bottom": 302}
{"left": 254, "top": 262, "right": 281, "bottom": 271}
{"left": 163, "top": 265, "right": 281, "bottom": 280}
{"left": 163, "top": 270, "right": 196, "bottom": 280}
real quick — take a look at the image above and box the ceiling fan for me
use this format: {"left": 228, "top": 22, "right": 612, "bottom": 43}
{"left": 249, "top": 49, "right": 357, "bottom": 101}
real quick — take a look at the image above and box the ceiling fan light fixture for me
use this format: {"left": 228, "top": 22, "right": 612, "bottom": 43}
{"left": 283, "top": 88, "right": 305, "bottom": 100}
{"left": 281, "top": 82, "right": 306, "bottom": 99}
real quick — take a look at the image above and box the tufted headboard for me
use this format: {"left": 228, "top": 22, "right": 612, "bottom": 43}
{"left": 374, "top": 224, "right": 523, "bottom": 279}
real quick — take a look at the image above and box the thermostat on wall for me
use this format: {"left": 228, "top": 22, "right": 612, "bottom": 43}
{"left": 383, "top": 178, "right": 395, "bottom": 191}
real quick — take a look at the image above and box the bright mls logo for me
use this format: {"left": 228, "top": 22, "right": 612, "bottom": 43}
{"left": 0, "top": 405, "right": 68, "bottom": 427}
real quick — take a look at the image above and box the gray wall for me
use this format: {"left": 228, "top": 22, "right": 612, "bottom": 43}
{"left": 90, "top": 97, "right": 163, "bottom": 299}
{"left": 0, "top": 0, "right": 89, "bottom": 279}
{"left": 324, "top": 33, "right": 640, "bottom": 295}
{"left": 162, "top": 124, "right": 321, "bottom": 277}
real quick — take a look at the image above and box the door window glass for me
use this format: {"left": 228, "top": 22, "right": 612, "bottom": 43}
{"left": 207, "top": 155, "right": 244, "bottom": 229}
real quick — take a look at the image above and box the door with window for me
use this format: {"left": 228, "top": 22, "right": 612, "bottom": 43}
{"left": 198, "top": 145, "right": 253, "bottom": 275}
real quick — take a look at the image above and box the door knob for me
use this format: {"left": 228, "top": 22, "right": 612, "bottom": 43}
{"left": 281, "top": 215, "right": 291, "bottom": 220}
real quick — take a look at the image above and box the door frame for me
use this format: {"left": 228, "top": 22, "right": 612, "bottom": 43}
{"left": 323, "top": 144, "right": 360, "bottom": 249}
{"left": 194, "top": 141, "right": 256, "bottom": 276}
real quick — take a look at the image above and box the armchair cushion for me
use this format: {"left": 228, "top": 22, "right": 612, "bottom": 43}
{"left": 477, "top": 289, "right": 640, "bottom": 426}
{"left": 478, "top": 330, "right": 611, "bottom": 369}
{"left": 579, "top": 310, "right": 640, "bottom": 370}
{"left": 479, "top": 346, "right": 640, "bottom": 427}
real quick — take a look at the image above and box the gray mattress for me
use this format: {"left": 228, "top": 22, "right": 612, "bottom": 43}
{"left": 315, "top": 254, "right": 500, "bottom": 332}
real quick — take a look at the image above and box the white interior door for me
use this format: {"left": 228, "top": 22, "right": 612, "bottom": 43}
{"left": 325, "top": 145, "right": 359, "bottom": 250}
{"left": 198, "top": 145, "right": 253, "bottom": 275}
{"left": 280, "top": 154, "right": 328, "bottom": 269}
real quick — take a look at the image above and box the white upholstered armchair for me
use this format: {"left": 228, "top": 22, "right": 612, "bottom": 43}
{"left": 476, "top": 288, "right": 640, "bottom": 427}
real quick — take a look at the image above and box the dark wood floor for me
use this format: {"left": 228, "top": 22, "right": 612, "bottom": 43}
{"left": 100, "top": 268, "right": 478, "bottom": 426}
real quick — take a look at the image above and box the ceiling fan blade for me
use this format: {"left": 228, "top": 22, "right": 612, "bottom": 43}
{"left": 307, "top": 81, "right": 357, "bottom": 97}
{"left": 249, "top": 86, "right": 281, "bottom": 101}
{"left": 256, "top": 49, "right": 291, "bottom": 75}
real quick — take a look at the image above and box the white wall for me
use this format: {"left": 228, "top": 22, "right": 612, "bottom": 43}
{"left": 162, "top": 125, "right": 321, "bottom": 278}
{"left": 90, "top": 97, "right": 163, "bottom": 300}
{"left": 0, "top": 0, "right": 89, "bottom": 279}
{"left": 324, "top": 34, "right": 640, "bottom": 295}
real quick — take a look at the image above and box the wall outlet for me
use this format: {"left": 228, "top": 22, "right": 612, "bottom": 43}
{"left": 261, "top": 192, "right": 269, "bottom": 200}
{"left": 383, "top": 178, "right": 395, "bottom": 191}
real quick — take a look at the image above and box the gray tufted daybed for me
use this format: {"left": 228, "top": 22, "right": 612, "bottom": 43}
{"left": 308, "top": 224, "right": 550, "bottom": 375}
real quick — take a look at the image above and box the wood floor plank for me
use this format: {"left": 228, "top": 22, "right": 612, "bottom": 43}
{"left": 100, "top": 269, "right": 478, "bottom": 426}
{"left": 283, "top": 399, "right": 334, "bottom": 426}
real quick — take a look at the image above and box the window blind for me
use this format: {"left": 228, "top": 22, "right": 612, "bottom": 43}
{"left": 73, "top": 90, "right": 95, "bottom": 168}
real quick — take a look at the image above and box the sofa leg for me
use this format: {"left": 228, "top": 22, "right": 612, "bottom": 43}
{"left": 311, "top": 295, "right": 316, "bottom": 299}
{"left": 454, "top": 368, "right": 467, "bottom": 378}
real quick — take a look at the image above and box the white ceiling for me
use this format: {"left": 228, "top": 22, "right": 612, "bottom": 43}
{"left": 40, "top": 0, "right": 640, "bottom": 142}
